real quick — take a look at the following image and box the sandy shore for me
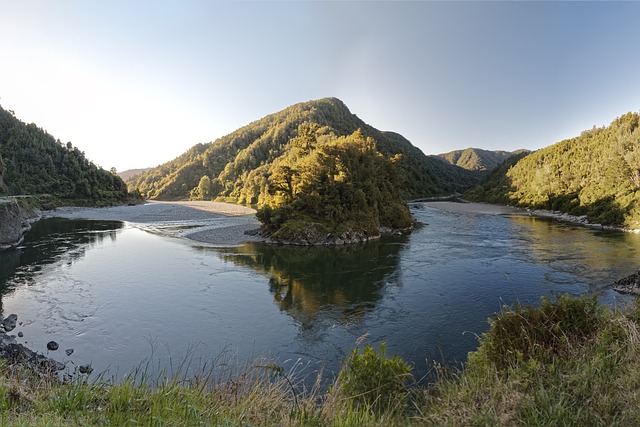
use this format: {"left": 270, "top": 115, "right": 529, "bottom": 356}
{"left": 44, "top": 200, "right": 257, "bottom": 222}
{"left": 44, "top": 201, "right": 266, "bottom": 246}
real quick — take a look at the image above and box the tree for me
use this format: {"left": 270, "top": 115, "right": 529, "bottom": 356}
{"left": 197, "top": 175, "right": 212, "bottom": 200}
{"left": 267, "top": 165, "right": 297, "bottom": 204}
{"left": 0, "top": 154, "right": 5, "bottom": 190}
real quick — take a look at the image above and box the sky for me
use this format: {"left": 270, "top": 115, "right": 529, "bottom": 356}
{"left": 1, "top": 1, "right": 640, "bottom": 172}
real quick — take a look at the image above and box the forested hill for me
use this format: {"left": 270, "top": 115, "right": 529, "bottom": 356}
{"left": 465, "top": 112, "right": 640, "bottom": 229}
{"left": 435, "top": 148, "right": 527, "bottom": 173}
{"left": 0, "top": 105, "right": 129, "bottom": 205}
{"left": 127, "top": 97, "right": 477, "bottom": 203}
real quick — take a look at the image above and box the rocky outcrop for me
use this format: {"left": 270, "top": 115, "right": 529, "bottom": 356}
{"left": 1, "top": 313, "right": 64, "bottom": 376}
{"left": 0, "top": 199, "right": 37, "bottom": 250}
{"left": 1, "top": 314, "right": 17, "bottom": 332}
{"left": 0, "top": 332, "right": 65, "bottom": 375}
{"left": 0, "top": 313, "right": 91, "bottom": 378}
{"left": 613, "top": 271, "right": 640, "bottom": 295}
{"left": 266, "top": 223, "right": 412, "bottom": 246}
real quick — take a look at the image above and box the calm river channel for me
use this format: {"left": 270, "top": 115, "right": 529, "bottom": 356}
{"left": 0, "top": 202, "right": 637, "bottom": 384}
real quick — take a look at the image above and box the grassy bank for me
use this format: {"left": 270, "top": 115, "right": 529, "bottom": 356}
{"left": 2, "top": 295, "right": 639, "bottom": 426}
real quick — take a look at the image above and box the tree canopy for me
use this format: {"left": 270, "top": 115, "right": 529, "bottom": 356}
{"left": 255, "top": 127, "right": 413, "bottom": 242}
{"left": 0, "top": 105, "right": 129, "bottom": 205}
{"left": 465, "top": 112, "right": 640, "bottom": 229}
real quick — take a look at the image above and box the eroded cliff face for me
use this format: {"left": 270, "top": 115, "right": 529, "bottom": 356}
{"left": 0, "top": 200, "right": 35, "bottom": 249}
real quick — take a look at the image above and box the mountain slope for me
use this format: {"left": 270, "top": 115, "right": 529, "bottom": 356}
{"left": 465, "top": 112, "right": 640, "bottom": 228}
{"left": 436, "top": 148, "right": 526, "bottom": 172}
{"left": 0, "top": 105, "right": 129, "bottom": 205}
{"left": 118, "top": 168, "right": 151, "bottom": 181}
{"left": 127, "top": 98, "right": 477, "bottom": 203}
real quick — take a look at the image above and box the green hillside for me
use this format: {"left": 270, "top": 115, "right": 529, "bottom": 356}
{"left": 436, "top": 147, "right": 525, "bottom": 172}
{"left": 0, "top": 105, "right": 129, "bottom": 205}
{"left": 127, "top": 98, "right": 476, "bottom": 203}
{"left": 117, "top": 168, "right": 151, "bottom": 182}
{"left": 465, "top": 112, "right": 640, "bottom": 229}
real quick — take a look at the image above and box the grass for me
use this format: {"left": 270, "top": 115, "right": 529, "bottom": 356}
{"left": 2, "top": 294, "right": 640, "bottom": 426}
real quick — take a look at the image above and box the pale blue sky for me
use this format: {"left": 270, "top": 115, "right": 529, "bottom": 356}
{"left": 1, "top": 1, "right": 639, "bottom": 171}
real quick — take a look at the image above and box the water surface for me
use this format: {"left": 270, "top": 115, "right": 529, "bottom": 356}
{"left": 0, "top": 204, "right": 637, "bottom": 383}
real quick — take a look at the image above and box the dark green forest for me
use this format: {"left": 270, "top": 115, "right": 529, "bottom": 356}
{"left": 435, "top": 147, "right": 526, "bottom": 173}
{"left": 255, "top": 127, "right": 413, "bottom": 242}
{"left": 0, "top": 105, "right": 130, "bottom": 205}
{"left": 465, "top": 112, "right": 640, "bottom": 229}
{"left": 127, "top": 98, "right": 477, "bottom": 203}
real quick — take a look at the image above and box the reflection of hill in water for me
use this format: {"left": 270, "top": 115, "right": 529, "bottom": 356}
{"left": 220, "top": 236, "right": 408, "bottom": 329}
{"left": 0, "top": 218, "right": 123, "bottom": 299}
{"left": 509, "top": 215, "right": 640, "bottom": 290}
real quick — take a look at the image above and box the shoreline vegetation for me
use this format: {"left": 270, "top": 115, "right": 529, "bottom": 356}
{"left": 462, "top": 112, "right": 640, "bottom": 231}
{"left": 2, "top": 294, "right": 640, "bottom": 425}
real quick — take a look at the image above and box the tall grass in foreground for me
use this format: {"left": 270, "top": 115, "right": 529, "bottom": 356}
{"left": 2, "top": 295, "right": 640, "bottom": 426}
{"left": 418, "top": 295, "right": 640, "bottom": 426}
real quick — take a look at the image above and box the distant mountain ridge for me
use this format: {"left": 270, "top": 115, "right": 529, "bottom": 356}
{"left": 118, "top": 168, "right": 151, "bottom": 182}
{"left": 435, "top": 148, "right": 528, "bottom": 173}
{"left": 465, "top": 112, "right": 640, "bottom": 229}
{"left": 127, "top": 97, "right": 478, "bottom": 203}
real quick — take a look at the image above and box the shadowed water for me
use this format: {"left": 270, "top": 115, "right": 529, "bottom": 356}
{"left": 0, "top": 204, "right": 637, "bottom": 384}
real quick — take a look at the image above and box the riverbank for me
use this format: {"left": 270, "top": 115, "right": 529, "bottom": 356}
{"left": 0, "top": 199, "right": 38, "bottom": 250}
{"left": 1, "top": 295, "right": 639, "bottom": 426}
{"left": 40, "top": 199, "right": 639, "bottom": 247}
{"left": 43, "top": 200, "right": 266, "bottom": 246}
{"left": 423, "top": 199, "right": 640, "bottom": 233}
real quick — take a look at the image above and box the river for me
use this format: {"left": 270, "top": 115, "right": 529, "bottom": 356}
{"left": 0, "top": 202, "right": 637, "bottom": 384}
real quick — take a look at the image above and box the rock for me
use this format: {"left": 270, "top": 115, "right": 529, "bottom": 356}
{"left": 0, "top": 200, "right": 37, "bottom": 250}
{"left": 266, "top": 222, "right": 398, "bottom": 246}
{"left": 0, "top": 332, "right": 64, "bottom": 375}
{"left": 0, "top": 333, "right": 16, "bottom": 346}
{"left": 1, "top": 314, "right": 17, "bottom": 332}
{"left": 65, "top": 348, "right": 74, "bottom": 356}
{"left": 79, "top": 364, "right": 93, "bottom": 374}
{"left": 47, "top": 341, "right": 59, "bottom": 351}
{"left": 244, "top": 228, "right": 261, "bottom": 236}
{"left": 613, "top": 271, "right": 640, "bottom": 295}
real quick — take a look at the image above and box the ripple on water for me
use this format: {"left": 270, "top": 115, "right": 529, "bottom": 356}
{"left": 1, "top": 207, "right": 639, "bottom": 384}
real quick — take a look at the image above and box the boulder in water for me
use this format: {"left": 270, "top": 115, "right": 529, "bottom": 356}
{"left": 1, "top": 314, "right": 17, "bottom": 332}
{"left": 613, "top": 271, "right": 640, "bottom": 295}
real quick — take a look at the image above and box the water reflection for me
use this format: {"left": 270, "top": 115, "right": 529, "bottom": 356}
{"left": 0, "top": 219, "right": 123, "bottom": 302}
{"left": 3, "top": 208, "right": 640, "bottom": 384}
{"left": 214, "top": 236, "right": 408, "bottom": 330}
{"left": 507, "top": 216, "right": 640, "bottom": 291}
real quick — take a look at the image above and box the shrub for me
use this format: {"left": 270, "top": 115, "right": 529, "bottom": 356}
{"left": 337, "top": 342, "right": 412, "bottom": 414}
{"left": 474, "top": 294, "right": 604, "bottom": 371}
